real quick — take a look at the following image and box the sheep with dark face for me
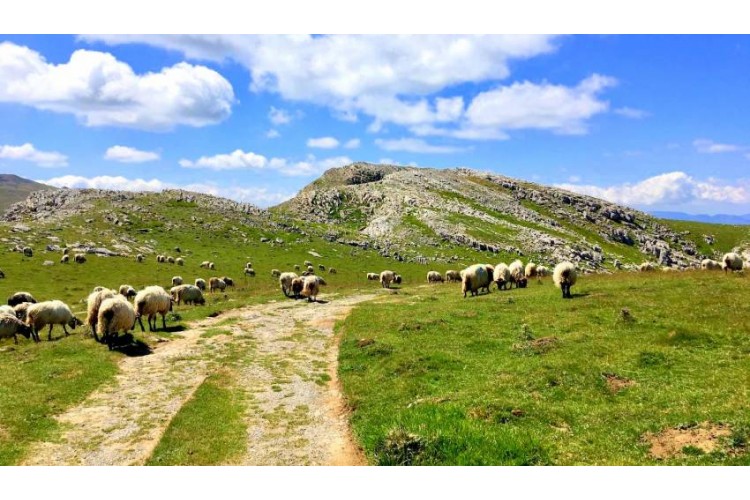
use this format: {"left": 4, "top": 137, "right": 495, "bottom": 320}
{"left": 74, "top": 253, "right": 86, "bottom": 264}
{"left": 220, "top": 276, "right": 234, "bottom": 288}
{"left": 380, "top": 270, "right": 398, "bottom": 288}
{"left": 171, "top": 276, "right": 183, "bottom": 287}
{"left": 209, "top": 277, "right": 226, "bottom": 293}
{"left": 461, "top": 264, "right": 492, "bottom": 297}
{"left": 553, "top": 262, "right": 578, "bottom": 299}
{"left": 701, "top": 259, "right": 721, "bottom": 271}
{"left": 60, "top": 254, "right": 70, "bottom": 264}
{"left": 427, "top": 271, "right": 444, "bottom": 283}
{"left": 722, "top": 252, "right": 743, "bottom": 273}
{"left": 301, "top": 275, "right": 326, "bottom": 302}
{"left": 367, "top": 272, "right": 379, "bottom": 281}
{"left": 445, "top": 270, "right": 461, "bottom": 283}
{"left": 119, "top": 285, "right": 137, "bottom": 299}
{"left": 279, "top": 272, "right": 299, "bottom": 298}
{"left": 136, "top": 254, "right": 144, "bottom": 263}
{"left": 493, "top": 263, "right": 511, "bottom": 290}
{"left": 244, "top": 267, "right": 256, "bottom": 277}
{"left": 508, "top": 260, "right": 527, "bottom": 288}
{"left": 195, "top": 278, "right": 206, "bottom": 291}
{"left": 0, "top": 314, "right": 33, "bottom": 344}
{"left": 271, "top": 269, "right": 281, "bottom": 278}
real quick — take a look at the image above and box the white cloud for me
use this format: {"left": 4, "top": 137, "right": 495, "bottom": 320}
{"left": 693, "top": 139, "right": 742, "bottom": 154}
{"left": 557, "top": 171, "right": 750, "bottom": 206}
{"left": 268, "top": 106, "right": 292, "bottom": 125}
{"left": 82, "top": 35, "right": 558, "bottom": 131}
{"left": 104, "top": 145, "right": 159, "bottom": 163}
{"left": 266, "top": 129, "right": 280, "bottom": 138}
{"left": 614, "top": 107, "right": 649, "bottom": 119}
{"left": 179, "top": 149, "right": 352, "bottom": 177}
{"left": 0, "top": 42, "right": 234, "bottom": 131}
{"left": 0, "top": 143, "right": 68, "bottom": 167}
{"left": 38, "top": 175, "right": 294, "bottom": 208}
{"left": 344, "top": 138, "right": 361, "bottom": 149}
{"left": 307, "top": 136, "right": 340, "bottom": 149}
{"left": 375, "top": 138, "right": 465, "bottom": 154}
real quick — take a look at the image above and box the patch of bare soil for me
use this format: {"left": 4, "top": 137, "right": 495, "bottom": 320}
{"left": 20, "top": 293, "right": 374, "bottom": 466}
{"left": 644, "top": 422, "right": 732, "bottom": 459}
{"left": 602, "top": 373, "right": 636, "bottom": 393}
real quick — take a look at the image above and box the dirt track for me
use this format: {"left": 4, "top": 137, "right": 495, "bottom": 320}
{"left": 21, "top": 294, "right": 373, "bottom": 466}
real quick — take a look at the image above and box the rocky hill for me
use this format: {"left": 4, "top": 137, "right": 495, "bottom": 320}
{"left": 0, "top": 174, "right": 54, "bottom": 213}
{"left": 275, "top": 162, "right": 706, "bottom": 271}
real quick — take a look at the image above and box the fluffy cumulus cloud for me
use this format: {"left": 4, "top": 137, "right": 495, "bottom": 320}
{"left": 39, "top": 175, "right": 293, "bottom": 207}
{"left": 306, "top": 136, "right": 340, "bottom": 149}
{"left": 81, "top": 35, "right": 563, "bottom": 135}
{"left": 557, "top": 171, "right": 750, "bottom": 207}
{"left": 104, "top": 145, "right": 159, "bottom": 163}
{"left": 179, "top": 149, "right": 351, "bottom": 177}
{"left": 0, "top": 143, "right": 68, "bottom": 167}
{"left": 0, "top": 42, "right": 234, "bottom": 131}
{"left": 693, "top": 139, "right": 742, "bottom": 154}
{"left": 375, "top": 138, "right": 465, "bottom": 154}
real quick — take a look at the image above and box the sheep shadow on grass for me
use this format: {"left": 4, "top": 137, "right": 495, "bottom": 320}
{"left": 108, "top": 333, "right": 153, "bottom": 357}
{"left": 162, "top": 325, "right": 187, "bottom": 334}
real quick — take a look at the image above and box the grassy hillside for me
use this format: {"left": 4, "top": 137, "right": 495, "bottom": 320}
{"left": 660, "top": 218, "right": 750, "bottom": 256}
{"left": 338, "top": 271, "right": 750, "bottom": 465}
{"left": 0, "top": 174, "right": 53, "bottom": 213}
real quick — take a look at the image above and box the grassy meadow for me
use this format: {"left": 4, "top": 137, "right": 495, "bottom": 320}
{"left": 338, "top": 270, "right": 750, "bottom": 465}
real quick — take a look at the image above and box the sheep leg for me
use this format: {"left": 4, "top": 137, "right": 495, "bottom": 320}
{"left": 13, "top": 334, "right": 18, "bottom": 345}
{"left": 162, "top": 314, "right": 167, "bottom": 331}
{"left": 63, "top": 325, "right": 70, "bottom": 336}
{"left": 48, "top": 324, "right": 54, "bottom": 341}
{"left": 137, "top": 315, "right": 146, "bottom": 332}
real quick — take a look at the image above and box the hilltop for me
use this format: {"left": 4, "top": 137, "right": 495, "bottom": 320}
{"left": 0, "top": 174, "right": 54, "bottom": 213}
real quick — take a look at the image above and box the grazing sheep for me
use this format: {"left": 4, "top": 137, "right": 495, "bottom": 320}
{"left": 0, "top": 314, "right": 33, "bottom": 344}
{"left": 291, "top": 277, "right": 304, "bottom": 299}
{"left": 136, "top": 254, "right": 144, "bottom": 263}
{"left": 0, "top": 305, "right": 15, "bottom": 317}
{"left": 613, "top": 259, "right": 622, "bottom": 270}
{"left": 553, "top": 262, "right": 578, "bottom": 299}
{"left": 244, "top": 268, "right": 256, "bottom": 277}
{"left": 8, "top": 292, "right": 36, "bottom": 307}
{"left": 23, "top": 247, "right": 33, "bottom": 257}
{"left": 172, "top": 276, "right": 183, "bottom": 287}
{"left": 508, "top": 260, "right": 527, "bottom": 288}
{"left": 304, "top": 260, "right": 313, "bottom": 267}
{"left": 445, "top": 270, "right": 461, "bottom": 283}
{"left": 195, "top": 278, "right": 206, "bottom": 291}
{"left": 279, "top": 272, "right": 299, "bottom": 298}
{"left": 722, "top": 252, "right": 743, "bottom": 273}
{"left": 134, "top": 286, "right": 173, "bottom": 332}
{"left": 294, "top": 264, "right": 300, "bottom": 271}
{"left": 329, "top": 268, "right": 337, "bottom": 274}
{"left": 86, "top": 288, "right": 117, "bottom": 340}
{"left": 318, "top": 264, "right": 326, "bottom": 272}
{"left": 306, "top": 265, "right": 314, "bottom": 273}
{"left": 119, "top": 285, "right": 137, "bottom": 299}
{"left": 157, "top": 255, "right": 165, "bottom": 263}
{"left": 525, "top": 262, "right": 538, "bottom": 279}
{"left": 245, "top": 262, "right": 253, "bottom": 269}
{"left": 200, "top": 261, "right": 211, "bottom": 268}
{"left": 167, "top": 256, "right": 175, "bottom": 264}
{"left": 220, "top": 276, "right": 234, "bottom": 288}
{"left": 493, "top": 263, "right": 511, "bottom": 290}
{"left": 379, "top": 270, "right": 400, "bottom": 289}
{"left": 208, "top": 262, "right": 215, "bottom": 270}
{"left": 60, "top": 254, "right": 70, "bottom": 264}
{"left": 461, "top": 264, "right": 492, "bottom": 298}
{"left": 97, "top": 295, "right": 136, "bottom": 349}
{"left": 536, "top": 265, "right": 549, "bottom": 277}
{"left": 638, "top": 262, "right": 656, "bottom": 272}
{"left": 176, "top": 257, "right": 184, "bottom": 266}
{"left": 62, "top": 248, "right": 69, "bottom": 255}
{"left": 170, "top": 284, "right": 206, "bottom": 305}
{"left": 13, "top": 302, "right": 31, "bottom": 322}
{"left": 92, "top": 286, "right": 106, "bottom": 293}
{"left": 271, "top": 269, "right": 281, "bottom": 278}
{"left": 209, "top": 277, "right": 226, "bottom": 293}
{"left": 301, "top": 275, "right": 326, "bottom": 302}
{"left": 427, "top": 271, "right": 444, "bottom": 283}
{"left": 26, "top": 300, "right": 82, "bottom": 341}
{"left": 701, "top": 259, "right": 722, "bottom": 271}
{"left": 74, "top": 253, "right": 87, "bottom": 264}
{"left": 366, "top": 272, "right": 379, "bottom": 281}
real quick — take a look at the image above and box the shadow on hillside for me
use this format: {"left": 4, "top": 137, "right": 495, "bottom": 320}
{"left": 108, "top": 333, "right": 153, "bottom": 357}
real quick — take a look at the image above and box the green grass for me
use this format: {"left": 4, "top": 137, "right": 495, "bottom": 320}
{"left": 146, "top": 370, "right": 246, "bottom": 465}
{"left": 660, "top": 219, "right": 750, "bottom": 256}
{"left": 0, "top": 336, "right": 119, "bottom": 465}
{"left": 338, "top": 270, "right": 750, "bottom": 465}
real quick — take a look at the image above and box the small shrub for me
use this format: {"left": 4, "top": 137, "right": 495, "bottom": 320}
{"left": 377, "top": 427, "right": 427, "bottom": 466}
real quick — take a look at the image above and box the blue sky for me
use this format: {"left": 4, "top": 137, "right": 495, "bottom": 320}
{"left": 0, "top": 34, "right": 749, "bottom": 213}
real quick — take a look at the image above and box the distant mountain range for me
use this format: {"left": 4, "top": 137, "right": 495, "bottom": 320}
{"left": 651, "top": 211, "right": 750, "bottom": 225}
{"left": 0, "top": 174, "right": 54, "bottom": 213}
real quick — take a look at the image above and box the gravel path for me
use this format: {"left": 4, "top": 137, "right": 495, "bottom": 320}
{"left": 21, "top": 294, "right": 373, "bottom": 466}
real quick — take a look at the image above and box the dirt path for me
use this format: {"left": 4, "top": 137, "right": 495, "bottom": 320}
{"left": 21, "top": 293, "right": 374, "bottom": 466}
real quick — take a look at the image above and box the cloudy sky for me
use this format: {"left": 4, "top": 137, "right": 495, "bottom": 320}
{"left": 1, "top": 34, "right": 749, "bottom": 214}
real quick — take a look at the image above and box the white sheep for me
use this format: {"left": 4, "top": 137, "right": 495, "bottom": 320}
{"left": 167, "top": 256, "right": 175, "bottom": 264}
{"left": 7, "top": 291, "right": 36, "bottom": 307}
{"left": 306, "top": 265, "right": 314, "bottom": 274}
{"left": 136, "top": 254, "right": 144, "bottom": 263}
{"left": 60, "top": 254, "right": 70, "bottom": 264}
{"left": 366, "top": 272, "right": 379, "bottom": 281}
{"left": 134, "top": 286, "right": 173, "bottom": 332}
{"left": 722, "top": 252, "right": 743, "bottom": 273}
{"left": 536, "top": 265, "right": 549, "bottom": 277}
{"left": 329, "top": 268, "right": 337, "bottom": 274}
{"left": 209, "top": 277, "right": 226, "bottom": 293}
{"left": 493, "top": 263, "right": 511, "bottom": 290}
{"left": 0, "top": 314, "right": 33, "bottom": 344}
{"left": 220, "top": 276, "right": 234, "bottom": 287}
{"left": 700, "top": 259, "right": 722, "bottom": 271}
{"left": 86, "top": 288, "right": 117, "bottom": 339}
{"left": 271, "top": 269, "right": 281, "bottom": 278}
{"left": 244, "top": 268, "right": 256, "bottom": 277}
{"left": 294, "top": 264, "right": 300, "bottom": 271}
{"left": 508, "top": 260, "right": 527, "bottom": 288}
{"left": 171, "top": 285, "right": 205, "bottom": 306}
{"left": 97, "top": 295, "right": 136, "bottom": 349}
{"left": 200, "top": 260, "right": 211, "bottom": 268}
{"left": 301, "top": 275, "right": 327, "bottom": 302}
{"left": 525, "top": 262, "right": 538, "bottom": 279}
{"left": 245, "top": 261, "right": 253, "bottom": 269}
{"left": 461, "top": 264, "right": 492, "bottom": 297}
{"left": 172, "top": 276, "right": 183, "bottom": 287}
{"left": 74, "top": 253, "right": 86, "bottom": 264}
{"left": 638, "top": 262, "right": 656, "bottom": 272}
{"left": 427, "top": 271, "right": 444, "bottom": 283}
{"left": 208, "top": 262, "right": 215, "bottom": 270}
{"left": 176, "top": 257, "right": 184, "bottom": 266}
{"left": 26, "top": 300, "right": 82, "bottom": 341}
{"left": 291, "top": 277, "right": 305, "bottom": 299}
{"left": 553, "top": 262, "right": 578, "bottom": 299}
{"left": 119, "top": 285, "right": 137, "bottom": 299}
{"left": 445, "top": 270, "right": 461, "bottom": 283}
{"left": 318, "top": 264, "right": 326, "bottom": 272}
{"left": 279, "top": 272, "right": 299, "bottom": 298}
{"left": 380, "top": 270, "right": 398, "bottom": 288}
{"left": 304, "top": 260, "right": 313, "bottom": 267}
{"left": 0, "top": 305, "right": 15, "bottom": 317}
{"left": 195, "top": 278, "right": 206, "bottom": 291}
{"left": 13, "top": 302, "right": 31, "bottom": 323}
